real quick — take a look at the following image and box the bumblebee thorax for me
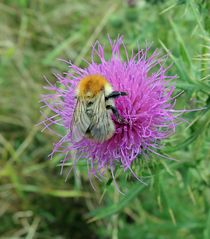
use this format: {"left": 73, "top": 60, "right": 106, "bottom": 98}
{"left": 76, "top": 74, "right": 112, "bottom": 97}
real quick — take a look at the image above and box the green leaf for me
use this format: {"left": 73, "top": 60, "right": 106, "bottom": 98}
{"left": 204, "top": 209, "right": 210, "bottom": 239}
{"left": 169, "top": 18, "right": 192, "bottom": 70}
{"left": 164, "top": 109, "right": 210, "bottom": 153}
{"left": 42, "top": 33, "right": 81, "bottom": 65}
{"left": 17, "top": 184, "right": 90, "bottom": 198}
{"left": 87, "top": 183, "right": 145, "bottom": 222}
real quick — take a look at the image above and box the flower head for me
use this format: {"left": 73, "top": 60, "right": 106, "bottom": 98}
{"left": 42, "top": 37, "right": 179, "bottom": 183}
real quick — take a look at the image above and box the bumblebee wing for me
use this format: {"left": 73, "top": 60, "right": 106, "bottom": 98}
{"left": 88, "top": 92, "right": 115, "bottom": 142}
{"left": 71, "top": 98, "right": 90, "bottom": 142}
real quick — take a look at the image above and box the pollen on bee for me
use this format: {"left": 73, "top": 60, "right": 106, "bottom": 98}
{"left": 76, "top": 74, "right": 112, "bottom": 97}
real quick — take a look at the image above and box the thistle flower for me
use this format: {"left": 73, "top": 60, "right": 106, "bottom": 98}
{"left": 42, "top": 37, "right": 182, "bottom": 185}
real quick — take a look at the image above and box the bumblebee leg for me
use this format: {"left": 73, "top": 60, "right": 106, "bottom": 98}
{"left": 106, "top": 105, "right": 126, "bottom": 123}
{"left": 105, "top": 91, "right": 127, "bottom": 101}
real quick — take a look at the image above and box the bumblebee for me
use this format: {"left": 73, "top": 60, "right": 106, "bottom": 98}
{"left": 71, "top": 74, "right": 127, "bottom": 142}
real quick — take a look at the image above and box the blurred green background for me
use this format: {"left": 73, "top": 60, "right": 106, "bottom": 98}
{"left": 0, "top": 0, "right": 209, "bottom": 238}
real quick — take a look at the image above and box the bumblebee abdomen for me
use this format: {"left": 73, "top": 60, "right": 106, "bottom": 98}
{"left": 76, "top": 74, "right": 112, "bottom": 97}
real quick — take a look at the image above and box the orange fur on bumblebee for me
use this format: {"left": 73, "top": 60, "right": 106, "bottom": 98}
{"left": 71, "top": 74, "right": 127, "bottom": 142}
